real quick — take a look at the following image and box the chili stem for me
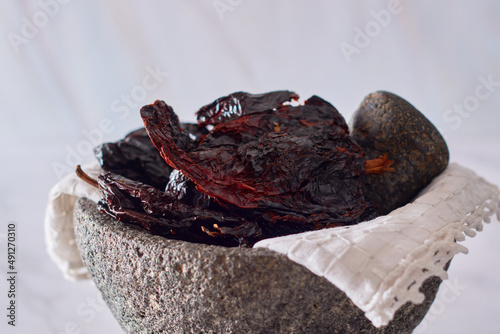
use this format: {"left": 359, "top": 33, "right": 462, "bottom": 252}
{"left": 76, "top": 165, "right": 99, "bottom": 188}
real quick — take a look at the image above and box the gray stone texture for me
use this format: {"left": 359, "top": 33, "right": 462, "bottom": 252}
{"left": 75, "top": 198, "right": 445, "bottom": 334}
{"left": 351, "top": 91, "right": 449, "bottom": 215}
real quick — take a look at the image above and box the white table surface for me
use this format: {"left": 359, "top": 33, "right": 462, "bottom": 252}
{"left": 1, "top": 1, "right": 500, "bottom": 333}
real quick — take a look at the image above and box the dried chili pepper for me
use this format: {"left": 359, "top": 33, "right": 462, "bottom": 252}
{"left": 141, "top": 94, "right": 371, "bottom": 224}
{"left": 81, "top": 91, "right": 394, "bottom": 248}
{"left": 94, "top": 128, "right": 172, "bottom": 190}
{"left": 94, "top": 125, "right": 207, "bottom": 190}
{"left": 77, "top": 166, "right": 262, "bottom": 247}
{"left": 196, "top": 90, "right": 299, "bottom": 126}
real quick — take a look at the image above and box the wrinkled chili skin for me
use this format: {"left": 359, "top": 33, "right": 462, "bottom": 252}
{"left": 91, "top": 91, "right": 379, "bottom": 248}
{"left": 165, "top": 169, "right": 213, "bottom": 209}
{"left": 94, "top": 125, "right": 207, "bottom": 190}
{"left": 94, "top": 128, "right": 172, "bottom": 190}
{"left": 97, "top": 171, "right": 262, "bottom": 247}
{"left": 141, "top": 94, "right": 370, "bottom": 225}
{"left": 196, "top": 90, "right": 299, "bottom": 126}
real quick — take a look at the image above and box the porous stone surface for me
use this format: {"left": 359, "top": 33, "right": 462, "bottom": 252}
{"left": 74, "top": 198, "right": 444, "bottom": 334}
{"left": 351, "top": 91, "right": 449, "bottom": 215}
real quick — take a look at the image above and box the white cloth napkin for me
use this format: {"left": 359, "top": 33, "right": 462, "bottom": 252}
{"left": 44, "top": 162, "right": 102, "bottom": 280}
{"left": 44, "top": 162, "right": 499, "bottom": 326}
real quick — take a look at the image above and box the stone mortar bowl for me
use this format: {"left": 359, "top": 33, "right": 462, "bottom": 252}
{"left": 74, "top": 198, "right": 444, "bottom": 334}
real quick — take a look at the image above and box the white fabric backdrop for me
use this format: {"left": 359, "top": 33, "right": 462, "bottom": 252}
{"left": 1, "top": 1, "right": 499, "bottom": 333}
